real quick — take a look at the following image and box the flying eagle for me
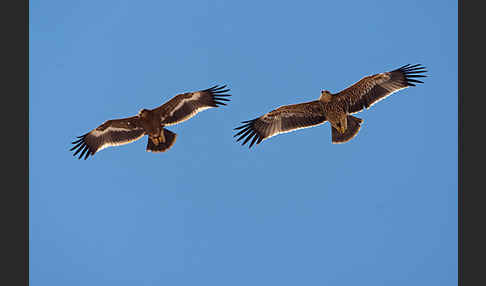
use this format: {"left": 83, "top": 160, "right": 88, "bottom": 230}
{"left": 234, "top": 64, "right": 426, "bottom": 148}
{"left": 70, "top": 85, "right": 231, "bottom": 159}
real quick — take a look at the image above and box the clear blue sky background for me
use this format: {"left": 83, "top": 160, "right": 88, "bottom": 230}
{"left": 30, "top": 1, "right": 457, "bottom": 285}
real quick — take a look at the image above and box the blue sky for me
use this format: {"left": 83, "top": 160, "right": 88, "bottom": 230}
{"left": 30, "top": 1, "right": 457, "bottom": 285}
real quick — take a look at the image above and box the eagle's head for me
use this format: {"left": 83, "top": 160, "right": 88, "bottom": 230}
{"left": 319, "top": 90, "right": 332, "bottom": 102}
{"left": 138, "top": 109, "right": 150, "bottom": 118}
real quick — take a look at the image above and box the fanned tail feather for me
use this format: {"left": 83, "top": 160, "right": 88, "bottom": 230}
{"left": 332, "top": 115, "right": 363, "bottom": 144}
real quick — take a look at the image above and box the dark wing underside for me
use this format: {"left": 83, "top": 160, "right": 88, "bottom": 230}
{"left": 153, "top": 85, "right": 231, "bottom": 126}
{"left": 234, "top": 100, "right": 327, "bottom": 148}
{"left": 334, "top": 64, "right": 427, "bottom": 114}
{"left": 70, "top": 116, "right": 145, "bottom": 159}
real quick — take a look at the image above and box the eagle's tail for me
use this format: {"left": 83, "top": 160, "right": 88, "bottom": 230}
{"left": 146, "top": 128, "right": 178, "bottom": 153}
{"left": 331, "top": 115, "right": 363, "bottom": 144}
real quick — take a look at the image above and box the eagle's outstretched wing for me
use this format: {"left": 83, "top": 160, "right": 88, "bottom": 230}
{"left": 234, "top": 101, "right": 327, "bottom": 148}
{"left": 70, "top": 116, "right": 145, "bottom": 160}
{"left": 333, "top": 64, "right": 427, "bottom": 114}
{"left": 153, "top": 85, "right": 231, "bottom": 126}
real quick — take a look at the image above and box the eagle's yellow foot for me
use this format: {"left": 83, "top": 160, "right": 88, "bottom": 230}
{"left": 151, "top": 137, "right": 160, "bottom": 145}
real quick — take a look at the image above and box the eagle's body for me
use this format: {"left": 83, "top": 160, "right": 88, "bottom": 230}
{"left": 71, "top": 85, "right": 231, "bottom": 159}
{"left": 138, "top": 109, "right": 165, "bottom": 145}
{"left": 320, "top": 95, "right": 347, "bottom": 133}
{"left": 234, "top": 64, "right": 426, "bottom": 148}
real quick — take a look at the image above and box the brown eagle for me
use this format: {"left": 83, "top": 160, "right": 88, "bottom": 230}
{"left": 71, "top": 85, "right": 231, "bottom": 159}
{"left": 234, "top": 64, "right": 426, "bottom": 148}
